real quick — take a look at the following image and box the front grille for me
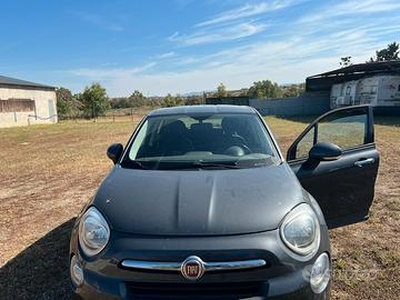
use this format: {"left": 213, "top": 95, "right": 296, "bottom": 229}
{"left": 126, "top": 281, "right": 263, "bottom": 298}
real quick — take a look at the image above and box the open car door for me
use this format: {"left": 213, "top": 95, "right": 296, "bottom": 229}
{"left": 287, "top": 105, "right": 379, "bottom": 229}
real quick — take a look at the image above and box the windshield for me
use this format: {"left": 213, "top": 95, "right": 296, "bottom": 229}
{"left": 121, "top": 112, "right": 279, "bottom": 170}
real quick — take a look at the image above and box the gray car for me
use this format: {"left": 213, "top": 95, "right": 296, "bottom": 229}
{"left": 69, "top": 104, "right": 379, "bottom": 299}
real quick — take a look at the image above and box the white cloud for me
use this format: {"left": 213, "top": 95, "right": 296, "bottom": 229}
{"left": 69, "top": 62, "right": 156, "bottom": 79}
{"left": 155, "top": 52, "right": 177, "bottom": 59}
{"left": 166, "top": 1, "right": 298, "bottom": 47}
{"left": 335, "top": 0, "right": 400, "bottom": 13}
{"left": 101, "top": 56, "right": 341, "bottom": 97}
{"left": 168, "top": 22, "right": 267, "bottom": 45}
{"left": 64, "top": 37, "right": 323, "bottom": 96}
{"left": 64, "top": 1, "right": 400, "bottom": 96}
{"left": 196, "top": 1, "right": 296, "bottom": 27}
{"left": 298, "top": 0, "right": 400, "bottom": 24}
{"left": 66, "top": 21, "right": 394, "bottom": 97}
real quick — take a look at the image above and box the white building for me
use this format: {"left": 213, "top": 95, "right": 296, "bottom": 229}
{"left": 307, "top": 61, "right": 400, "bottom": 114}
{"left": 330, "top": 75, "right": 400, "bottom": 109}
{"left": 0, "top": 75, "right": 57, "bottom": 128}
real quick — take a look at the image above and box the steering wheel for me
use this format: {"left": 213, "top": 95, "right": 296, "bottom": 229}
{"left": 231, "top": 134, "right": 247, "bottom": 144}
{"left": 224, "top": 144, "right": 251, "bottom": 156}
{"left": 239, "top": 143, "right": 251, "bottom": 154}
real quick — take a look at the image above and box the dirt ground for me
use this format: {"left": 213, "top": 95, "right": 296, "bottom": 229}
{"left": 0, "top": 115, "right": 399, "bottom": 299}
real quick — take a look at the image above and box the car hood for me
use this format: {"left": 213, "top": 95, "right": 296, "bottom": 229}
{"left": 93, "top": 163, "right": 305, "bottom": 236}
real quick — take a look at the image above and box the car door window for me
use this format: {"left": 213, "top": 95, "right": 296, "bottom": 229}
{"left": 290, "top": 107, "right": 371, "bottom": 160}
{"left": 296, "top": 127, "right": 315, "bottom": 159}
{"left": 317, "top": 113, "right": 366, "bottom": 149}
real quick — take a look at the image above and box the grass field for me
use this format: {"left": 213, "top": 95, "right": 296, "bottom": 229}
{"left": 0, "top": 115, "right": 399, "bottom": 299}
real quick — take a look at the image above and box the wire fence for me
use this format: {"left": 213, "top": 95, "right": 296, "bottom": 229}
{"left": 27, "top": 114, "right": 57, "bottom": 125}
{"left": 57, "top": 108, "right": 150, "bottom": 124}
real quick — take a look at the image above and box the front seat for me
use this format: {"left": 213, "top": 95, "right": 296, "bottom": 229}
{"left": 158, "top": 120, "right": 193, "bottom": 156}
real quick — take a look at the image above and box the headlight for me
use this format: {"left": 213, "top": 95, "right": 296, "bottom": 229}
{"left": 280, "top": 204, "right": 320, "bottom": 257}
{"left": 310, "top": 252, "right": 331, "bottom": 293}
{"left": 78, "top": 207, "right": 110, "bottom": 256}
{"left": 70, "top": 254, "right": 84, "bottom": 286}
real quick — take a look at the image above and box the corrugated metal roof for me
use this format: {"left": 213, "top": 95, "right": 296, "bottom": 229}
{"left": 306, "top": 61, "right": 400, "bottom": 91}
{"left": 308, "top": 61, "right": 400, "bottom": 79}
{"left": 0, "top": 75, "right": 55, "bottom": 90}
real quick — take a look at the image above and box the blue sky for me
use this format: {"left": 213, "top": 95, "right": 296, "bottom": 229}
{"left": 1, "top": 0, "right": 400, "bottom": 97}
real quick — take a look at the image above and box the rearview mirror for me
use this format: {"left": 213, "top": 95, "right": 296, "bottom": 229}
{"left": 107, "top": 143, "right": 123, "bottom": 164}
{"left": 309, "top": 142, "right": 342, "bottom": 161}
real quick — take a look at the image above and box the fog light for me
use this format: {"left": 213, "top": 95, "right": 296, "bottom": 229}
{"left": 310, "top": 252, "right": 330, "bottom": 293}
{"left": 70, "top": 255, "right": 84, "bottom": 287}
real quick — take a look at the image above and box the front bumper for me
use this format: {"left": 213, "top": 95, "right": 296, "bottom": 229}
{"left": 70, "top": 228, "right": 330, "bottom": 299}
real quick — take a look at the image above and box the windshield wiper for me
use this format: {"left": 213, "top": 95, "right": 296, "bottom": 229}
{"left": 128, "top": 160, "right": 148, "bottom": 169}
{"left": 192, "top": 161, "right": 241, "bottom": 169}
{"left": 126, "top": 160, "right": 242, "bottom": 170}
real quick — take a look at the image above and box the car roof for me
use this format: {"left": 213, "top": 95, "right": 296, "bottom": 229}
{"left": 147, "top": 105, "right": 256, "bottom": 116}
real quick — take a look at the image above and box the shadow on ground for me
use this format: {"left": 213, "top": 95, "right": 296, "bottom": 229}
{"left": 374, "top": 116, "right": 400, "bottom": 126}
{"left": 0, "top": 218, "right": 75, "bottom": 300}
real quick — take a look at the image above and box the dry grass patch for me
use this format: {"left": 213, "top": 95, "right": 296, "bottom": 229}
{"left": 0, "top": 121, "right": 137, "bottom": 266}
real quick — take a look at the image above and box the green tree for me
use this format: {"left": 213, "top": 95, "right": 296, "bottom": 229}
{"left": 185, "top": 95, "right": 203, "bottom": 105}
{"left": 147, "top": 97, "right": 162, "bottom": 107}
{"left": 56, "top": 87, "right": 82, "bottom": 119}
{"left": 175, "top": 94, "right": 184, "bottom": 106}
{"left": 110, "top": 97, "right": 130, "bottom": 109}
{"left": 162, "top": 94, "right": 184, "bottom": 107}
{"left": 81, "top": 83, "right": 110, "bottom": 118}
{"left": 248, "top": 80, "right": 283, "bottom": 99}
{"left": 129, "top": 90, "right": 146, "bottom": 107}
{"left": 369, "top": 42, "right": 399, "bottom": 62}
{"left": 340, "top": 56, "right": 352, "bottom": 68}
{"left": 282, "top": 83, "right": 305, "bottom": 98}
{"left": 216, "top": 83, "right": 227, "bottom": 98}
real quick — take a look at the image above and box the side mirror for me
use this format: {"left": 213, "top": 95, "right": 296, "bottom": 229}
{"left": 309, "top": 142, "right": 342, "bottom": 161}
{"left": 107, "top": 143, "right": 123, "bottom": 164}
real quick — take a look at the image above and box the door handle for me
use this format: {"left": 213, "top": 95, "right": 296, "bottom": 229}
{"left": 354, "top": 158, "right": 375, "bottom": 168}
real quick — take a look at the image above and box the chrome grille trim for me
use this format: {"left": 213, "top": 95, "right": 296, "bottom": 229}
{"left": 121, "top": 260, "right": 182, "bottom": 271}
{"left": 204, "top": 259, "right": 266, "bottom": 271}
{"left": 121, "top": 258, "right": 266, "bottom": 272}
